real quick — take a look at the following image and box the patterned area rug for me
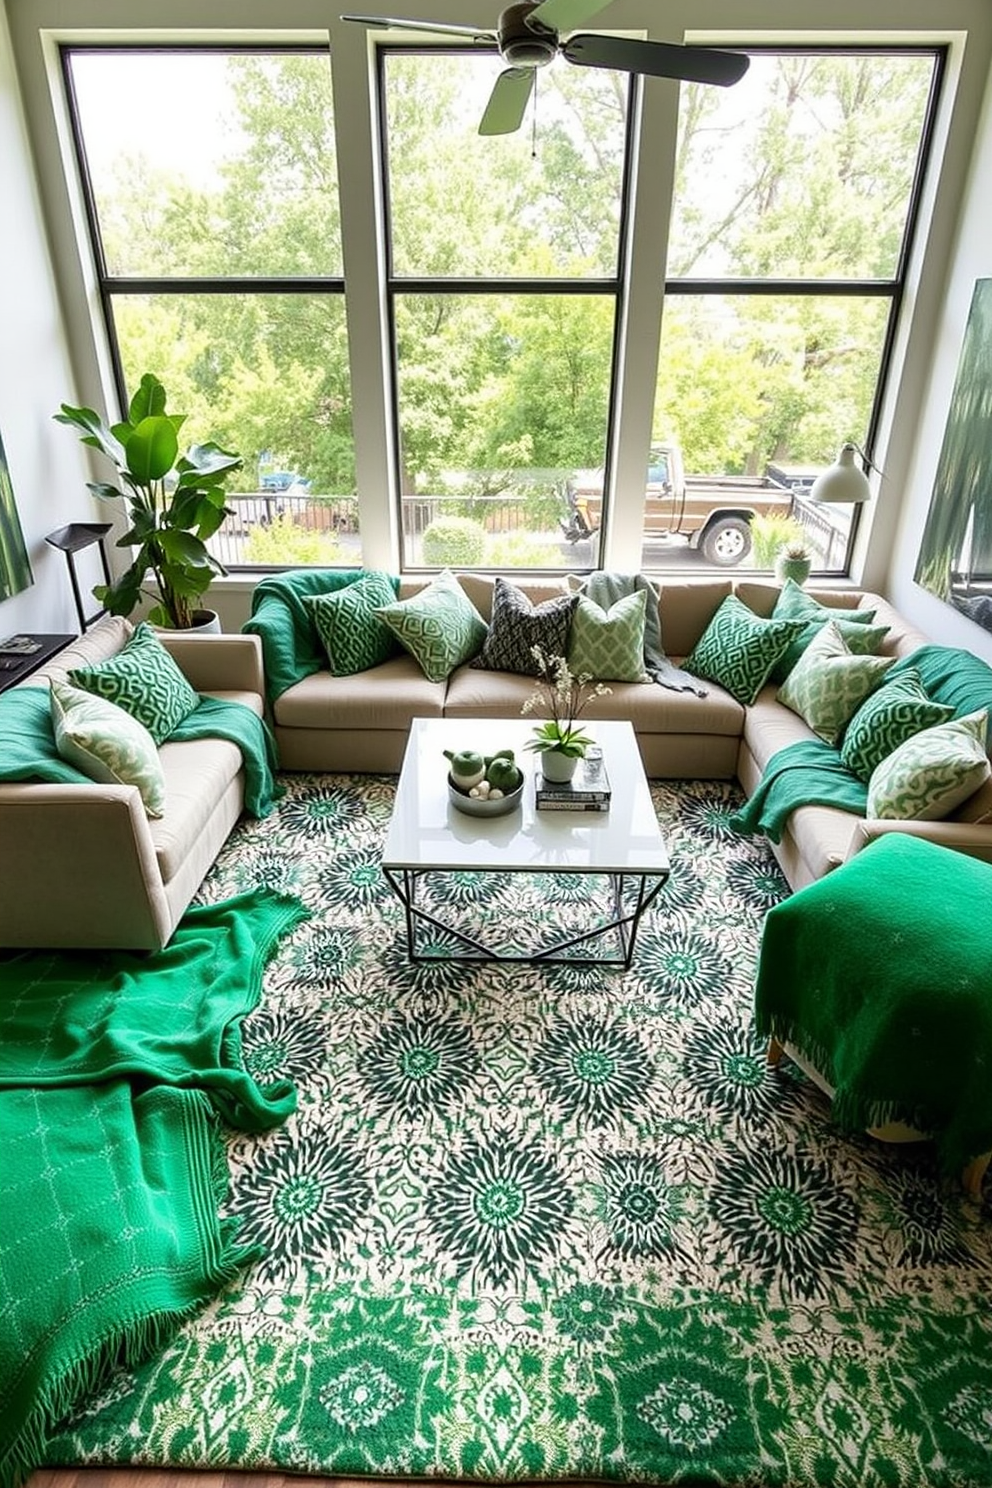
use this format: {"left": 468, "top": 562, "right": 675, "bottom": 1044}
{"left": 46, "top": 776, "right": 992, "bottom": 1486}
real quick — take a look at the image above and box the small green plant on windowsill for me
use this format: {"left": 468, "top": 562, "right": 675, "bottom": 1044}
{"left": 775, "top": 538, "right": 814, "bottom": 586}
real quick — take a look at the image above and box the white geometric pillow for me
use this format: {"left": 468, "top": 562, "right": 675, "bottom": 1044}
{"left": 50, "top": 678, "right": 166, "bottom": 818}
{"left": 866, "top": 709, "right": 991, "bottom": 821}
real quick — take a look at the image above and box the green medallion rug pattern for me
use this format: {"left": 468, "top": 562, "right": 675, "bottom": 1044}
{"left": 45, "top": 776, "right": 992, "bottom": 1486}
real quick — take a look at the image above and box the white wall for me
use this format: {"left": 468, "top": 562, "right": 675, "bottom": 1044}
{"left": 0, "top": 8, "right": 101, "bottom": 637}
{"left": 883, "top": 53, "right": 992, "bottom": 661}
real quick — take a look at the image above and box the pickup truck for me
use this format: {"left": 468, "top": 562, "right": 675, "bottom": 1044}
{"left": 560, "top": 443, "right": 795, "bottom": 566}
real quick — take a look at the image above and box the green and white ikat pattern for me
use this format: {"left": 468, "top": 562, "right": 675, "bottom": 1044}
{"left": 776, "top": 619, "right": 895, "bottom": 745}
{"left": 49, "top": 677, "right": 167, "bottom": 816}
{"left": 867, "top": 708, "right": 992, "bottom": 821}
{"left": 69, "top": 622, "right": 200, "bottom": 744}
{"left": 684, "top": 595, "right": 805, "bottom": 705}
{"left": 566, "top": 591, "right": 650, "bottom": 683}
{"left": 303, "top": 570, "right": 399, "bottom": 676}
{"left": 375, "top": 569, "right": 488, "bottom": 682}
{"left": 47, "top": 775, "right": 992, "bottom": 1487}
{"left": 840, "top": 666, "right": 955, "bottom": 782}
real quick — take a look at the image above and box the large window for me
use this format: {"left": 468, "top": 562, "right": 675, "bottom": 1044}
{"left": 637, "top": 48, "right": 942, "bottom": 574}
{"left": 61, "top": 37, "right": 942, "bottom": 578}
{"left": 382, "top": 50, "right": 629, "bottom": 570}
{"left": 63, "top": 47, "right": 361, "bottom": 569}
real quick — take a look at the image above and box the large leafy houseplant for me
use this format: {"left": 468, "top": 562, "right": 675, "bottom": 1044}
{"left": 54, "top": 373, "right": 242, "bottom": 629}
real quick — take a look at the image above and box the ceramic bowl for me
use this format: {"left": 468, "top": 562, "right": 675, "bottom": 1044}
{"left": 448, "top": 773, "right": 524, "bottom": 818}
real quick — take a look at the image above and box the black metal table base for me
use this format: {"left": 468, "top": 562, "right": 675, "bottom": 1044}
{"left": 382, "top": 867, "right": 668, "bottom": 969}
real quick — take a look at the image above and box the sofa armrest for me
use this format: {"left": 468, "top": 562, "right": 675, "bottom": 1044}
{"left": 846, "top": 816, "right": 992, "bottom": 869}
{"left": 0, "top": 783, "right": 172, "bottom": 949}
{"left": 158, "top": 633, "right": 265, "bottom": 697}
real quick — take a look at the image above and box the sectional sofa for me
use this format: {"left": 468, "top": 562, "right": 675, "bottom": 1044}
{"left": 0, "top": 620, "right": 268, "bottom": 949}
{"left": 249, "top": 571, "right": 992, "bottom": 892}
{"left": 3, "top": 572, "right": 990, "bottom": 953}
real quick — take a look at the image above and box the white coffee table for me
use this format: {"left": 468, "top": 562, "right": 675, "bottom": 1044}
{"left": 381, "top": 718, "right": 669, "bottom": 968}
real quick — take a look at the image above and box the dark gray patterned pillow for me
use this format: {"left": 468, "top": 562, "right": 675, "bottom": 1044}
{"left": 470, "top": 578, "right": 578, "bottom": 675}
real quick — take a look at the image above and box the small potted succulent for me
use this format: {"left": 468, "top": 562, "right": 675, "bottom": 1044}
{"left": 775, "top": 539, "right": 813, "bottom": 587}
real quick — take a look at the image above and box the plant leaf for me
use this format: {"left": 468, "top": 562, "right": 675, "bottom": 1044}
{"left": 124, "top": 416, "right": 180, "bottom": 484}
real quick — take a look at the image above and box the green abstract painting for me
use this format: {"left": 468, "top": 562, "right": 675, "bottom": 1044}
{"left": 915, "top": 277, "right": 992, "bottom": 635}
{"left": 0, "top": 429, "right": 34, "bottom": 603}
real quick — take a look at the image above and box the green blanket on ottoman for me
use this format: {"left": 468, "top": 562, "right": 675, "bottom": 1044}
{"left": 754, "top": 834, "right": 992, "bottom": 1177}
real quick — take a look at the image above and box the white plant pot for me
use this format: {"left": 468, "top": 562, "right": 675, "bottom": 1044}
{"left": 540, "top": 749, "right": 580, "bottom": 783}
{"left": 152, "top": 608, "right": 222, "bottom": 636}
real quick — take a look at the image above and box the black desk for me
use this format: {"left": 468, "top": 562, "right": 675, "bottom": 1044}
{"left": 0, "top": 634, "right": 75, "bottom": 694}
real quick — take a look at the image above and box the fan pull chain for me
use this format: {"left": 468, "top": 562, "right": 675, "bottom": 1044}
{"left": 531, "top": 75, "right": 538, "bottom": 158}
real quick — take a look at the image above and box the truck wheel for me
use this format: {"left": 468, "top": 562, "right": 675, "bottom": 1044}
{"left": 701, "top": 517, "right": 752, "bottom": 566}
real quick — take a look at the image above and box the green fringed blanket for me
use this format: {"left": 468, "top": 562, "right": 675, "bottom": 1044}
{"left": 0, "top": 887, "right": 308, "bottom": 1488}
{"left": 754, "top": 834, "right": 992, "bottom": 1175}
{"left": 0, "top": 1083, "right": 261, "bottom": 1488}
{"left": 0, "top": 687, "right": 282, "bottom": 818}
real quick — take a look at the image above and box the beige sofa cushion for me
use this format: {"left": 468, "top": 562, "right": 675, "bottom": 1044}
{"left": 657, "top": 581, "right": 732, "bottom": 658}
{"left": 273, "top": 653, "right": 444, "bottom": 731}
{"left": 153, "top": 736, "right": 245, "bottom": 881}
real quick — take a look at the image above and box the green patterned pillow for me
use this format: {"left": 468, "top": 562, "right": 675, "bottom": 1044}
{"left": 374, "top": 569, "right": 487, "bottom": 683}
{"left": 566, "top": 590, "right": 649, "bottom": 682}
{"left": 50, "top": 678, "right": 166, "bottom": 817}
{"left": 840, "top": 666, "right": 955, "bottom": 781}
{"left": 770, "top": 580, "right": 880, "bottom": 682}
{"left": 684, "top": 595, "right": 805, "bottom": 706}
{"left": 776, "top": 620, "right": 895, "bottom": 745}
{"left": 69, "top": 622, "right": 200, "bottom": 744}
{"left": 303, "top": 571, "right": 399, "bottom": 676}
{"left": 867, "top": 710, "right": 991, "bottom": 820}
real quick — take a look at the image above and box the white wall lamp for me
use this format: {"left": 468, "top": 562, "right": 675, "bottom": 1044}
{"left": 809, "top": 442, "right": 875, "bottom": 504}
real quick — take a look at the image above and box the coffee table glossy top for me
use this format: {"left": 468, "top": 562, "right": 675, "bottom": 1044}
{"left": 382, "top": 717, "right": 669, "bottom": 876}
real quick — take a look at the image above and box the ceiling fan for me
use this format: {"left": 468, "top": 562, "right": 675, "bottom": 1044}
{"left": 340, "top": 0, "right": 750, "bottom": 136}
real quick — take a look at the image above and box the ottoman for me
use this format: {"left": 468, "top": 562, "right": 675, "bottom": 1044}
{"left": 754, "top": 833, "right": 992, "bottom": 1196}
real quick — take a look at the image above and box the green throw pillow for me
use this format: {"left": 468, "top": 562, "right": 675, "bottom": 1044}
{"left": 303, "top": 571, "right": 399, "bottom": 676}
{"left": 770, "top": 579, "right": 880, "bottom": 682}
{"left": 867, "top": 709, "right": 991, "bottom": 820}
{"left": 776, "top": 620, "right": 895, "bottom": 745}
{"left": 684, "top": 595, "right": 805, "bottom": 706}
{"left": 50, "top": 678, "right": 166, "bottom": 817}
{"left": 839, "top": 666, "right": 955, "bottom": 782}
{"left": 374, "top": 569, "right": 487, "bottom": 683}
{"left": 69, "top": 622, "right": 200, "bottom": 744}
{"left": 566, "top": 589, "right": 649, "bottom": 682}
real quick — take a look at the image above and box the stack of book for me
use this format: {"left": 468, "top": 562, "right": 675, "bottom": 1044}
{"left": 535, "top": 756, "right": 611, "bottom": 812}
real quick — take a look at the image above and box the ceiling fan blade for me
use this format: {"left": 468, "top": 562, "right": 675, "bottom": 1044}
{"left": 339, "top": 13, "right": 496, "bottom": 42}
{"left": 562, "top": 33, "right": 750, "bottom": 87}
{"left": 479, "top": 67, "right": 535, "bottom": 135}
{"left": 526, "top": 0, "right": 614, "bottom": 34}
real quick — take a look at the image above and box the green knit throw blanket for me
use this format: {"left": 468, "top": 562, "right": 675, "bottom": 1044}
{"left": 0, "top": 888, "right": 309, "bottom": 1488}
{"left": 243, "top": 567, "right": 400, "bottom": 702}
{"left": 0, "top": 888, "right": 308, "bottom": 1131}
{"left": 0, "top": 1083, "right": 260, "bottom": 1488}
{"left": 754, "top": 834, "right": 992, "bottom": 1175}
{"left": 0, "top": 687, "right": 283, "bottom": 818}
